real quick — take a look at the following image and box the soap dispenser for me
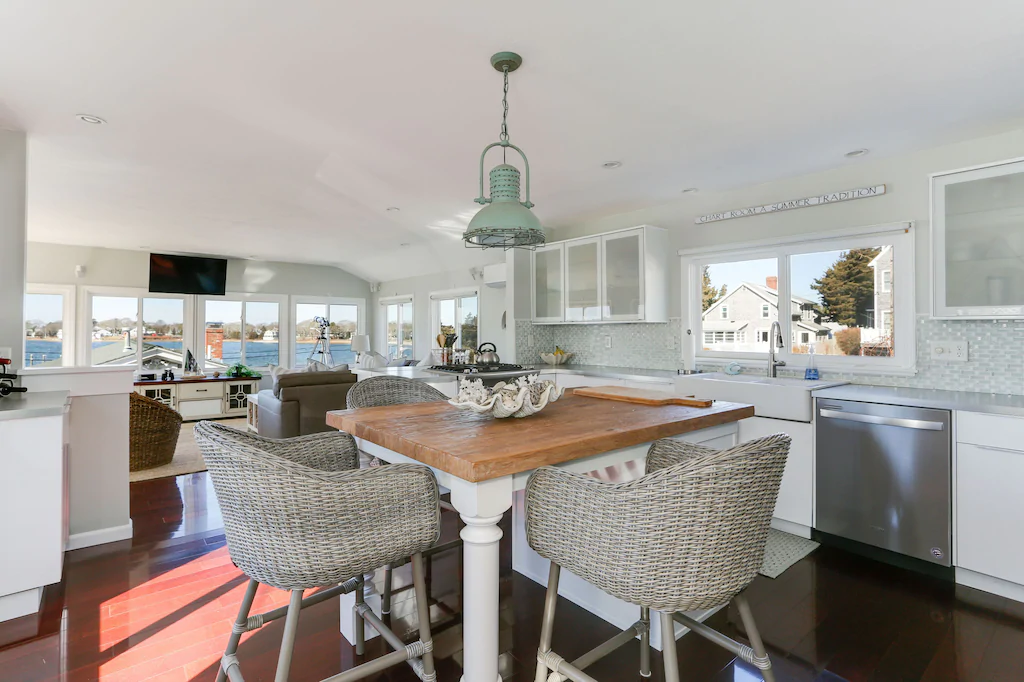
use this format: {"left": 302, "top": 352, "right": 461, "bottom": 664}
{"left": 804, "top": 347, "right": 819, "bottom": 380}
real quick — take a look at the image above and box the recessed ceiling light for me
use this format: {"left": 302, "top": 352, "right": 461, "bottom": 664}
{"left": 400, "top": 242, "right": 411, "bottom": 247}
{"left": 602, "top": 161, "right": 623, "bottom": 169}
{"left": 844, "top": 148, "right": 869, "bottom": 158}
{"left": 681, "top": 187, "right": 699, "bottom": 194}
{"left": 386, "top": 206, "right": 401, "bottom": 212}
{"left": 76, "top": 114, "right": 106, "bottom": 125}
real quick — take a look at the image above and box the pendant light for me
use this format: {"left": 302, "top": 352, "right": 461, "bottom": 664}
{"left": 463, "top": 52, "right": 545, "bottom": 250}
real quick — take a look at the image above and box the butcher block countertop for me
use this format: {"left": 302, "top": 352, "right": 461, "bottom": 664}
{"left": 326, "top": 393, "right": 753, "bottom": 482}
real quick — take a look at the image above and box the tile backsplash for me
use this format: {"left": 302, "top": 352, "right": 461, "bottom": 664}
{"left": 516, "top": 317, "right": 1024, "bottom": 395}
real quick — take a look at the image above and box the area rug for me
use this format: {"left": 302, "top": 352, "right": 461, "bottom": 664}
{"left": 759, "top": 528, "right": 820, "bottom": 579}
{"left": 129, "top": 418, "right": 248, "bottom": 483}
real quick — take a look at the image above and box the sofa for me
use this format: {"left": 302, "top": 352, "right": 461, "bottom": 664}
{"left": 257, "top": 368, "right": 357, "bottom": 439}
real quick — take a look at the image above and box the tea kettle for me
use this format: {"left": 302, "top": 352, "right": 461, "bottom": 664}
{"left": 476, "top": 342, "right": 500, "bottom": 365}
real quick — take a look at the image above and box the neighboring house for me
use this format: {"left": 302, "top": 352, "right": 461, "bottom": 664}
{"left": 863, "top": 246, "right": 894, "bottom": 353}
{"left": 701, "top": 276, "right": 830, "bottom": 352}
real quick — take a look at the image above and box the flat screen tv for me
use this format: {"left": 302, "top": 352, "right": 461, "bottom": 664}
{"left": 149, "top": 254, "right": 228, "bottom": 295}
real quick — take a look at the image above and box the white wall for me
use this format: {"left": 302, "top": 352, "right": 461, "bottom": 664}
{"left": 26, "top": 242, "right": 371, "bottom": 298}
{"left": 373, "top": 266, "right": 508, "bottom": 360}
{"left": 553, "top": 126, "right": 1024, "bottom": 324}
{"left": 0, "top": 131, "right": 27, "bottom": 368}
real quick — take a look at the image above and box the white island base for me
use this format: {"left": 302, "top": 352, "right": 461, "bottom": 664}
{"left": 337, "top": 421, "right": 740, "bottom": 679}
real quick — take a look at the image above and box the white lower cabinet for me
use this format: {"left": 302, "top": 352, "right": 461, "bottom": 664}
{"left": 739, "top": 416, "right": 813, "bottom": 531}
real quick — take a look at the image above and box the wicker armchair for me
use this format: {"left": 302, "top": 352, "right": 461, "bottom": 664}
{"left": 346, "top": 375, "right": 457, "bottom": 616}
{"left": 346, "top": 375, "right": 448, "bottom": 409}
{"left": 194, "top": 421, "right": 441, "bottom": 682}
{"left": 129, "top": 393, "right": 183, "bottom": 472}
{"left": 526, "top": 434, "right": 791, "bottom": 682}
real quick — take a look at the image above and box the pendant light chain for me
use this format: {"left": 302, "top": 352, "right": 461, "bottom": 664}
{"left": 500, "top": 66, "right": 510, "bottom": 162}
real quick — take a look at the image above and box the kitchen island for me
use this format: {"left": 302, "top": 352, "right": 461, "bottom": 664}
{"left": 327, "top": 392, "right": 753, "bottom": 682}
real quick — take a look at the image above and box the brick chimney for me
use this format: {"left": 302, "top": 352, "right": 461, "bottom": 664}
{"left": 205, "top": 325, "right": 224, "bottom": 360}
{"left": 766, "top": 276, "right": 778, "bottom": 291}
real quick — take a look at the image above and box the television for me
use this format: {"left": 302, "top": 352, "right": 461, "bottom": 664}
{"left": 149, "top": 254, "right": 228, "bottom": 295}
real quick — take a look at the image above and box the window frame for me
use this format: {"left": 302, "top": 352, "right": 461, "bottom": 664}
{"left": 682, "top": 222, "right": 916, "bottom": 375}
{"left": 379, "top": 295, "right": 414, "bottom": 359}
{"left": 197, "top": 292, "right": 290, "bottom": 371}
{"left": 289, "top": 295, "right": 365, "bottom": 369}
{"left": 24, "top": 283, "right": 76, "bottom": 367}
{"left": 80, "top": 285, "right": 194, "bottom": 369}
{"left": 429, "top": 288, "right": 480, "bottom": 350}
{"left": 761, "top": 303, "right": 770, "bottom": 319}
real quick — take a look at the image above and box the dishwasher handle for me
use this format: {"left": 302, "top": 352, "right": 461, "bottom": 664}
{"left": 818, "top": 408, "right": 945, "bottom": 431}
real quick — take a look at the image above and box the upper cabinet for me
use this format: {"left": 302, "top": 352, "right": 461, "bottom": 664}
{"left": 532, "top": 226, "right": 668, "bottom": 324}
{"left": 932, "top": 158, "right": 1024, "bottom": 318}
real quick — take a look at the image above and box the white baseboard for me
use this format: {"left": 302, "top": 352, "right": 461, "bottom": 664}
{"left": 770, "top": 517, "right": 813, "bottom": 539}
{"left": 66, "top": 520, "right": 134, "bottom": 551}
{"left": 956, "top": 567, "right": 1024, "bottom": 603}
{"left": 0, "top": 588, "right": 42, "bottom": 623}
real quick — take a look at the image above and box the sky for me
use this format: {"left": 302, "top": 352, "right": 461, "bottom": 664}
{"left": 706, "top": 249, "right": 852, "bottom": 302}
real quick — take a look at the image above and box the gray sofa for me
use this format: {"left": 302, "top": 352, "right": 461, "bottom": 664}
{"left": 257, "top": 369, "right": 357, "bottom": 439}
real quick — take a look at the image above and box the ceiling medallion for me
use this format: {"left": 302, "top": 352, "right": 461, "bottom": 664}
{"left": 463, "top": 51, "right": 545, "bottom": 250}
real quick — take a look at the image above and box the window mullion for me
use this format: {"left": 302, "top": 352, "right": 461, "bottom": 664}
{"left": 777, "top": 251, "right": 794, "bottom": 362}
{"left": 240, "top": 302, "right": 246, "bottom": 365}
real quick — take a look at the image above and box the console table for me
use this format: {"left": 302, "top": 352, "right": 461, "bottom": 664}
{"left": 134, "top": 375, "right": 262, "bottom": 421}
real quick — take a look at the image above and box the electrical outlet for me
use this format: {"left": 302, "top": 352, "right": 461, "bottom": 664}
{"left": 604, "top": 335, "right": 612, "bottom": 349}
{"left": 930, "top": 340, "right": 968, "bottom": 362}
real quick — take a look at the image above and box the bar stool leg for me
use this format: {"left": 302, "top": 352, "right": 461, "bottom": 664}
{"left": 275, "top": 589, "right": 304, "bottom": 682}
{"left": 534, "top": 563, "right": 561, "bottom": 682}
{"left": 353, "top": 576, "right": 366, "bottom": 656}
{"left": 735, "top": 595, "right": 774, "bottom": 682}
{"left": 217, "top": 578, "right": 259, "bottom": 682}
{"left": 659, "top": 611, "right": 680, "bottom": 682}
{"left": 411, "top": 552, "right": 437, "bottom": 681}
{"left": 639, "top": 607, "right": 651, "bottom": 677}
{"left": 382, "top": 565, "right": 393, "bottom": 615}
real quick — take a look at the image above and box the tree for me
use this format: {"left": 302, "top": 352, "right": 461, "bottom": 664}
{"left": 811, "top": 248, "right": 881, "bottom": 327}
{"left": 701, "top": 266, "right": 727, "bottom": 312}
{"left": 835, "top": 327, "right": 861, "bottom": 356}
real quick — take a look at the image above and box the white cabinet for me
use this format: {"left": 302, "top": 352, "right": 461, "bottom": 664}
{"left": 565, "top": 237, "right": 602, "bottom": 322}
{"left": 932, "top": 157, "right": 1024, "bottom": 318}
{"left": 955, "top": 411, "right": 1024, "bottom": 590}
{"left": 739, "top": 416, "right": 813, "bottom": 532}
{"left": 134, "top": 378, "right": 260, "bottom": 421}
{"left": 533, "top": 243, "right": 565, "bottom": 323}
{"left": 532, "top": 225, "right": 668, "bottom": 324}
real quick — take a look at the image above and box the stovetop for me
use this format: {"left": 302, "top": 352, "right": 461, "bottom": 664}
{"left": 430, "top": 363, "right": 528, "bottom": 374}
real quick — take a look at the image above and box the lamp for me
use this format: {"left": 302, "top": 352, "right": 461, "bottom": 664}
{"left": 350, "top": 334, "right": 370, "bottom": 366}
{"left": 463, "top": 52, "right": 545, "bottom": 250}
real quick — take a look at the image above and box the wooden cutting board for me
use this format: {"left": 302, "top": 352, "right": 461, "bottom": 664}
{"left": 572, "top": 385, "right": 713, "bottom": 408}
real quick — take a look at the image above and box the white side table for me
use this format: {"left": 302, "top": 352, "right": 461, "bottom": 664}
{"left": 246, "top": 393, "right": 259, "bottom": 433}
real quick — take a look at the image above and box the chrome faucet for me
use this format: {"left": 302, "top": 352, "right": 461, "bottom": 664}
{"left": 768, "top": 320, "right": 786, "bottom": 378}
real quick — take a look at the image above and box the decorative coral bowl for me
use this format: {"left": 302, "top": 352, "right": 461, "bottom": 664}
{"left": 449, "top": 375, "right": 565, "bottom": 419}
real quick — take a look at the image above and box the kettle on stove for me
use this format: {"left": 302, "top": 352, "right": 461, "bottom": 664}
{"left": 476, "top": 343, "right": 500, "bottom": 365}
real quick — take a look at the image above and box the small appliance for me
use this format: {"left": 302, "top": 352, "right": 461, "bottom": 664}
{"left": 0, "top": 358, "right": 26, "bottom": 399}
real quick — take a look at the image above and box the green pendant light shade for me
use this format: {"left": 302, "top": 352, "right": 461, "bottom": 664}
{"left": 464, "top": 52, "right": 545, "bottom": 250}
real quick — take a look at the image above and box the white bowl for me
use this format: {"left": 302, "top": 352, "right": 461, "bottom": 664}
{"left": 539, "top": 352, "right": 574, "bottom": 365}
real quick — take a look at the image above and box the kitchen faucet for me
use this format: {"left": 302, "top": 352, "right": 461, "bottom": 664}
{"left": 768, "top": 320, "right": 785, "bottom": 378}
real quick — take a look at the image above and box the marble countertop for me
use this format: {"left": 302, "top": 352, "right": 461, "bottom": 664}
{"left": 813, "top": 384, "right": 1024, "bottom": 418}
{"left": 0, "top": 390, "right": 70, "bottom": 421}
{"left": 357, "top": 363, "right": 680, "bottom": 384}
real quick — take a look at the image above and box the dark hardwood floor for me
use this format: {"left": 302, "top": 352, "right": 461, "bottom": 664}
{"left": 1, "top": 471, "right": 1023, "bottom": 681}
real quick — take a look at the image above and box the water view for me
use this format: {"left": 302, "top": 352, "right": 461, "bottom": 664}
{"left": 24, "top": 339, "right": 355, "bottom": 368}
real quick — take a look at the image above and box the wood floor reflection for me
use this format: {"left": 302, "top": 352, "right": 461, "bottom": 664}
{"left": 0, "top": 471, "right": 1023, "bottom": 680}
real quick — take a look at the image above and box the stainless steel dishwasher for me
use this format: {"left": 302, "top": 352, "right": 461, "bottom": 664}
{"left": 815, "top": 399, "right": 951, "bottom": 566}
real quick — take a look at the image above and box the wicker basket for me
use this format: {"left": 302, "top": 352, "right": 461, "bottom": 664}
{"left": 129, "top": 392, "right": 183, "bottom": 472}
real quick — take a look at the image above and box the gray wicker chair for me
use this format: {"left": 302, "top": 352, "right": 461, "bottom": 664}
{"left": 526, "top": 434, "right": 791, "bottom": 682}
{"left": 346, "top": 375, "right": 457, "bottom": 616}
{"left": 194, "top": 421, "right": 441, "bottom": 682}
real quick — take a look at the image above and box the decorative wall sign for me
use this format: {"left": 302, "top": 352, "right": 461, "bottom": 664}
{"left": 695, "top": 185, "right": 886, "bottom": 224}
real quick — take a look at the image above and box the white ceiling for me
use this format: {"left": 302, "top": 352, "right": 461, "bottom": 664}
{"left": 2, "top": 1, "right": 1024, "bottom": 282}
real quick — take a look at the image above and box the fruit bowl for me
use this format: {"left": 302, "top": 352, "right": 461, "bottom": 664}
{"left": 539, "top": 352, "right": 573, "bottom": 365}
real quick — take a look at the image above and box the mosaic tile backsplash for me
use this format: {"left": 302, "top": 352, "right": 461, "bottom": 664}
{"left": 515, "top": 317, "right": 1024, "bottom": 395}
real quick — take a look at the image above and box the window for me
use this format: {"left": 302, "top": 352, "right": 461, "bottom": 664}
{"left": 686, "top": 223, "right": 914, "bottom": 372}
{"left": 293, "top": 299, "right": 362, "bottom": 367}
{"left": 720, "top": 305, "right": 729, "bottom": 319}
{"left": 431, "top": 290, "right": 478, "bottom": 351}
{"left": 143, "top": 298, "right": 185, "bottom": 370}
{"left": 383, "top": 298, "right": 414, "bottom": 359}
{"left": 24, "top": 285, "right": 74, "bottom": 367}
{"left": 200, "top": 296, "right": 284, "bottom": 370}
{"left": 204, "top": 300, "right": 242, "bottom": 370}
{"left": 85, "top": 288, "right": 192, "bottom": 368}
{"left": 245, "top": 301, "right": 281, "bottom": 367}
{"left": 89, "top": 295, "right": 139, "bottom": 366}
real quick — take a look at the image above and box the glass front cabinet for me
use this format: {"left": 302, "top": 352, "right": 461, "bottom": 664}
{"left": 531, "top": 225, "right": 668, "bottom": 324}
{"left": 932, "top": 157, "right": 1024, "bottom": 318}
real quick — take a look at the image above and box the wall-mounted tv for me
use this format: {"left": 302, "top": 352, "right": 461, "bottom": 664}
{"left": 149, "top": 254, "right": 228, "bottom": 296}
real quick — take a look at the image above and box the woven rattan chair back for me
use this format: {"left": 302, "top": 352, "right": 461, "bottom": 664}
{"left": 525, "top": 434, "right": 791, "bottom": 613}
{"left": 346, "top": 375, "right": 447, "bottom": 409}
{"left": 129, "top": 392, "right": 183, "bottom": 471}
{"left": 194, "top": 421, "right": 440, "bottom": 591}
